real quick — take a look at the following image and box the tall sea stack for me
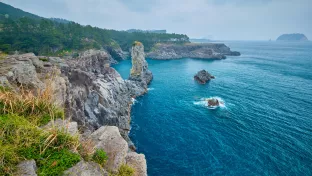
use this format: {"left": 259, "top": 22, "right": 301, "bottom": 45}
{"left": 129, "top": 41, "right": 153, "bottom": 87}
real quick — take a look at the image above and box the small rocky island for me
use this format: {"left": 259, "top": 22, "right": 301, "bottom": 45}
{"left": 277, "top": 33, "right": 308, "bottom": 41}
{"left": 194, "top": 70, "right": 215, "bottom": 84}
{"left": 146, "top": 43, "right": 240, "bottom": 60}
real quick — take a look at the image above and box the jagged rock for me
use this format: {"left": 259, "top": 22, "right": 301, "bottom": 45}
{"left": 126, "top": 152, "right": 147, "bottom": 176}
{"left": 90, "top": 126, "right": 128, "bottom": 172}
{"left": 0, "top": 55, "right": 45, "bottom": 89}
{"left": 207, "top": 98, "right": 220, "bottom": 107}
{"left": 16, "top": 160, "right": 37, "bottom": 176}
{"left": 194, "top": 70, "right": 215, "bottom": 84}
{"left": 146, "top": 43, "right": 240, "bottom": 59}
{"left": 129, "top": 42, "right": 153, "bottom": 88}
{"left": 64, "top": 161, "right": 108, "bottom": 176}
{"left": 41, "top": 119, "right": 78, "bottom": 136}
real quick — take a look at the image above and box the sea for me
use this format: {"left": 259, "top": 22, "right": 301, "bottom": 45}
{"left": 113, "top": 41, "right": 312, "bottom": 176}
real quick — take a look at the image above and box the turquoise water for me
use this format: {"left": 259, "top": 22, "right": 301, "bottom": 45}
{"left": 113, "top": 41, "right": 312, "bottom": 176}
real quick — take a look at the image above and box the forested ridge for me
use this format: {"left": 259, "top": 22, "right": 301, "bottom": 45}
{"left": 0, "top": 2, "right": 189, "bottom": 56}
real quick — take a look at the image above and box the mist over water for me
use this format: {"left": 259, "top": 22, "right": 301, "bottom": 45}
{"left": 114, "top": 41, "right": 312, "bottom": 176}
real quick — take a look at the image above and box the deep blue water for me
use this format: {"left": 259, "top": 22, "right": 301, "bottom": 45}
{"left": 113, "top": 41, "right": 312, "bottom": 176}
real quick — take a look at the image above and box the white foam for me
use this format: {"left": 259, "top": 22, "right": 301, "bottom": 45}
{"left": 131, "top": 98, "right": 137, "bottom": 105}
{"left": 193, "top": 96, "right": 226, "bottom": 109}
{"left": 147, "top": 88, "right": 155, "bottom": 91}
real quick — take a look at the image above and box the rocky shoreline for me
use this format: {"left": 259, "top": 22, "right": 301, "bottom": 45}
{"left": 0, "top": 43, "right": 151, "bottom": 175}
{"left": 146, "top": 43, "right": 240, "bottom": 60}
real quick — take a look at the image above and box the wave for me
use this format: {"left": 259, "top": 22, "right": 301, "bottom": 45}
{"left": 147, "top": 88, "right": 155, "bottom": 91}
{"left": 131, "top": 98, "right": 137, "bottom": 105}
{"left": 193, "top": 96, "right": 226, "bottom": 109}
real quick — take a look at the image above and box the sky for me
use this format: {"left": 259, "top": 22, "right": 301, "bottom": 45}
{"left": 2, "top": 0, "right": 311, "bottom": 40}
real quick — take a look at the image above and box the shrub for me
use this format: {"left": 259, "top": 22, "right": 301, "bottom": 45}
{"left": 116, "top": 164, "right": 135, "bottom": 176}
{"left": 39, "top": 57, "right": 49, "bottom": 62}
{"left": 92, "top": 149, "right": 108, "bottom": 166}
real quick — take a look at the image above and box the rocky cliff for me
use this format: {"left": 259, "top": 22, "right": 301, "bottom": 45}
{"left": 129, "top": 41, "right": 153, "bottom": 87}
{"left": 146, "top": 43, "right": 240, "bottom": 59}
{"left": 0, "top": 46, "right": 151, "bottom": 175}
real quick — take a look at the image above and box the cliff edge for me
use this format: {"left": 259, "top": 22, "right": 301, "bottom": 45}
{"left": 146, "top": 43, "right": 240, "bottom": 60}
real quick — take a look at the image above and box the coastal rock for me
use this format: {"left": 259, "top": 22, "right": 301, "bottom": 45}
{"left": 129, "top": 41, "right": 153, "bottom": 88}
{"left": 194, "top": 70, "right": 215, "bottom": 84}
{"left": 41, "top": 119, "right": 78, "bottom": 136}
{"left": 90, "top": 126, "right": 128, "bottom": 172}
{"left": 146, "top": 43, "right": 240, "bottom": 60}
{"left": 16, "top": 160, "right": 37, "bottom": 176}
{"left": 207, "top": 98, "right": 220, "bottom": 107}
{"left": 126, "top": 152, "right": 147, "bottom": 176}
{"left": 64, "top": 161, "right": 108, "bottom": 176}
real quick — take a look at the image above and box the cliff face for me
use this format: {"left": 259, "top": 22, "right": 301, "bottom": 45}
{"left": 0, "top": 47, "right": 150, "bottom": 175}
{"left": 146, "top": 43, "right": 240, "bottom": 60}
{"left": 130, "top": 42, "right": 153, "bottom": 86}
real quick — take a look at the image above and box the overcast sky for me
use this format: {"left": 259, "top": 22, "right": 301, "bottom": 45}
{"left": 2, "top": 0, "right": 311, "bottom": 40}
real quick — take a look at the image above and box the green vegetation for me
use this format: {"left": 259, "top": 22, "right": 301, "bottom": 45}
{"left": 39, "top": 57, "right": 49, "bottom": 62}
{"left": 0, "top": 87, "right": 80, "bottom": 175}
{"left": 110, "top": 164, "right": 135, "bottom": 176}
{"left": 0, "top": 2, "right": 189, "bottom": 56}
{"left": 92, "top": 149, "right": 108, "bottom": 166}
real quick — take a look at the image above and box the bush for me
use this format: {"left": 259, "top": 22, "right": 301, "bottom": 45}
{"left": 116, "top": 164, "right": 135, "bottom": 176}
{"left": 39, "top": 57, "right": 49, "bottom": 62}
{"left": 92, "top": 149, "right": 108, "bottom": 166}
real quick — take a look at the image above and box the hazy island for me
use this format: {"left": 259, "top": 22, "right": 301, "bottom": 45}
{"left": 276, "top": 33, "right": 308, "bottom": 41}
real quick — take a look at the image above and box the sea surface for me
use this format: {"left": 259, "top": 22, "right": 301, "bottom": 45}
{"left": 113, "top": 41, "right": 312, "bottom": 176}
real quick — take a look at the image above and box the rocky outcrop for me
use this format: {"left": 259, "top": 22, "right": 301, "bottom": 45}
{"left": 16, "top": 160, "right": 37, "bottom": 176}
{"left": 126, "top": 152, "right": 147, "bottom": 176}
{"left": 90, "top": 126, "right": 128, "bottom": 172}
{"left": 64, "top": 161, "right": 109, "bottom": 176}
{"left": 146, "top": 43, "right": 240, "bottom": 60}
{"left": 129, "top": 42, "right": 153, "bottom": 88}
{"left": 41, "top": 119, "right": 78, "bottom": 137}
{"left": 194, "top": 70, "right": 215, "bottom": 84}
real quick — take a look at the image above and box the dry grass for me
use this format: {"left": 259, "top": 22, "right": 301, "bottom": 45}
{"left": 78, "top": 138, "right": 96, "bottom": 161}
{"left": 0, "top": 83, "right": 63, "bottom": 126}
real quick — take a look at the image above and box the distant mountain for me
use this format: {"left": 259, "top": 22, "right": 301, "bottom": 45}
{"left": 190, "top": 38, "right": 212, "bottom": 43}
{"left": 0, "top": 2, "right": 189, "bottom": 55}
{"left": 127, "top": 29, "right": 167, "bottom": 34}
{"left": 276, "top": 33, "right": 308, "bottom": 41}
{"left": 0, "top": 2, "right": 42, "bottom": 21}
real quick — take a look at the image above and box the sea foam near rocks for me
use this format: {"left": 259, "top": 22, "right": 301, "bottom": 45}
{"left": 194, "top": 97, "right": 226, "bottom": 109}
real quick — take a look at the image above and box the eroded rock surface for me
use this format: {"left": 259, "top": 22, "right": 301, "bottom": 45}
{"left": 194, "top": 70, "right": 215, "bottom": 84}
{"left": 90, "top": 126, "right": 128, "bottom": 172}
{"left": 126, "top": 152, "right": 147, "bottom": 176}
{"left": 129, "top": 42, "right": 153, "bottom": 89}
{"left": 16, "top": 160, "right": 37, "bottom": 176}
{"left": 146, "top": 43, "right": 240, "bottom": 59}
{"left": 64, "top": 161, "right": 109, "bottom": 176}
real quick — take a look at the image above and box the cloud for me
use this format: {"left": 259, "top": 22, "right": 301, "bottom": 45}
{"left": 2, "top": 0, "right": 311, "bottom": 40}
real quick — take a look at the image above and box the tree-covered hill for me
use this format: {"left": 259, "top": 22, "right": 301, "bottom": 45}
{"left": 0, "top": 2, "right": 189, "bottom": 56}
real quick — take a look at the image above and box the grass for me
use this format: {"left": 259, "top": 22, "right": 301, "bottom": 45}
{"left": 0, "top": 86, "right": 80, "bottom": 175}
{"left": 109, "top": 164, "right": 135, "bottom": 176}
{"left": 132, "top": 41, "right": 142, "bottom": 46}
{"left": 92, "top": 149, "right": 108, "bottom": 167}
{"left": 0, "top": 84, "right": 63, "bottom": 126}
